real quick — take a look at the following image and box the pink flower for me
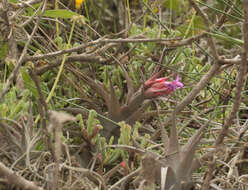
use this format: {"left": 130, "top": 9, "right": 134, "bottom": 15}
{"left": 144, "top": 75, "right": 183, "bottom": 98}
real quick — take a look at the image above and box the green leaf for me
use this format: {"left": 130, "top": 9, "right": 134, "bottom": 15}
{"left": 9, "top": 99, "right": 25, "bottom": 119}
{"left": 77, "top": 114, "right": 85, "bottom": 130}
{"left": 105, "top": 149, "right": 121, "bottom": 165}
{"left": 177, "top": 16, "right": 205, "bottom": 37}
{"left": 0, "top": 42, "right": 8, "bottom": 60}
{"left": 87, "top": 110, "right": 97, "bottom": 135}
{"left": 209, "top": 32, "right": 243, "bottom": 46}
{"left": 8, "top": 0, "right": 18, "bottom": 3}
{"left": 21, "top": 68, "right": 39, "bottom": 97}
{"left": 0, "top": 104, "right": 8, "bottom": 118}
{"left": 119, "top": 122, "right": 132, "bottom": 145}
{"left": 43, "top": 9, "right": 80, "bottom": 19}
{"left": 164, "top": 0, "right": 180, "bottom": 12}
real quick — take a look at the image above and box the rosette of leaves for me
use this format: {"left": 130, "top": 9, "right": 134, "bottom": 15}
{"left": 136, "top": 119, "right": 207, "bottom": 190}
{"left": 67, "top": 65, "right": 182, "bottom": 140}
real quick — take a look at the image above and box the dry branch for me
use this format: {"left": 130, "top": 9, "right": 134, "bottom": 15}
{"left": 0, "top": 161, "right": 44, "bottom": 190}
{"left": 188, "top": 0, "right": 219, "bottom": 60}
{"left": 24, "top": 37, "right": 181, "bottom": 62}
{"left": 215, "top": 0, "right": 248, "bottom": 147}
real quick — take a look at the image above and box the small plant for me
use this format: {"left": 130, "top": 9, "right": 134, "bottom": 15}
{"left": 70, "top": 67, "right": 183, "bottom": 140}
{"left": 136, "top": 121, "right": 206, "bottom": 190}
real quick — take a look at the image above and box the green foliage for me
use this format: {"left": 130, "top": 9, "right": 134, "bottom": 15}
{"left": 77, "top": 110, "right": 102, "bottom": 144}
{"left": 210, "top": 31, "right": 243, "bottom": 47}
{"left": 164, "top": 0, "right": 180, "bottom": 12}
{"left": 0, "top": 42, "right": 8, "bottom": 60}
{"left": 77, "top": 111, "right": 143, "bottom": 165}
{"left": 86, "top": 110, "right": 99, "bottom": 136}
{"left": 178, "top": 15, "right": 205, "bottom": 37}
{"left": 0, "top": 86, "right": 30, "bottom": 120}
{"left": 118, "top": 122, "right": 132, "bottom": 145}
{"left": 21, "top": 68, "right": 39, "bottom": 98}
{"left": 43, "top": 9, "right": 80, "bottom": 19}
{"left": 7, "top": 0, "right": 18, "bottom": 3}
{"left": 76, "top": 111, "right": 123, "bottom": 165}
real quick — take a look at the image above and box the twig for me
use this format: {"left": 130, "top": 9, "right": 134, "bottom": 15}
{"left": 18, "top": 2, "right": 43, "bottom": 27}
{"left": 103, "top": 163, "right": 123, "bottom": 182}
{"left": 214, "top": 0, "right": 248, "bottom": 146}
{"left": 0, "top": 161, "right": 44, "bottom": 190}
{"left": 216, "top": 1, "right": 236, "bottom": 29}
{"left": 16, "top": 0, "right": 42, "bottom": 8}
{"left": 106, "top": 145, "right": 146, "bottom": 154}
{"left": 160, "top": 33, "right": 206, "bottom": 48}
{"left": 201, "top": 157, "right": 217, "bottom": 190}
{"left": 33, "top": 34, "right": 209, "bottom": 76}
{"left": 29, "top": 69, "right": 54, "bottom": 157}
{"left": 0, "top": 122, "right": 23, "bottom": 152}
{"left": 62, "top": 164, "right": 107, "bottom": 190}
{"left": 109, "top": 168, "right": 141, "bottom": 190}
{"left": 188, "top": 0, "right": 219, "bottom": 60}
{"left": 141, "top": 1, "right": 170, "bottom": 34}
{"left": 24, "top": 37, "right": 181, "bottom": 62}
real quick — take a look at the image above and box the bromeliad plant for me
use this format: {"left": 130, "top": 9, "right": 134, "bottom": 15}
{"left": 68, "top": 65, "right": 183, "bottom": 140}
{"left": 136, "top": 121, "right": 205, "bottom": 190}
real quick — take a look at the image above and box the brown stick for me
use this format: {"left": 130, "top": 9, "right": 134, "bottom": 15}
{"left": 188, "top": 0, "right": 219, "bottom": 60}
{"left": 0, "top": 161, "right": 44, "bottom": 190}
{"left": 215, "top": 0, "right": 248, "bottom": 146}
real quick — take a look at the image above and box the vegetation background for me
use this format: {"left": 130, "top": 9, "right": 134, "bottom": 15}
{"left": 0, "top": 0, "right": 248, "bottom": 189}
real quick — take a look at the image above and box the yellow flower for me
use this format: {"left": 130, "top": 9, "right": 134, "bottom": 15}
{"left": 75, "top": 0, "right": 84, "bottom": 9}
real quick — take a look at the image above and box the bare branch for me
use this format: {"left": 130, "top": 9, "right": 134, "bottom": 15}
{"left": 215, "top": 0, "right": 248, "bottom": 146}
{"left": 188, "top": 0, "right": 219, "bottom": 60}
{"left": 0, "top": 161, "right": 44, "bottom": 190}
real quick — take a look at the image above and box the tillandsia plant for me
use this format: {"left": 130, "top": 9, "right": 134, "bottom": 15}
{"left": 136, "top": 119, "right": 206, "bottom": 190}
{"left": 67, "top": 65, "right": 183, "bottom": 140}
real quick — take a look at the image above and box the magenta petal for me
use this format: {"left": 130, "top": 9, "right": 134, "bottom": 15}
{"left": 174, "top": 75, "right": 183, "bottom": 88}
{"left": 176, "top": 75, "right": 179, "bottom": 81}
{"left": 164, "top": 76, "right": 183, "bottom": 91}
{"left": 176, "top": 81, "right": 184, "bottom": 88}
